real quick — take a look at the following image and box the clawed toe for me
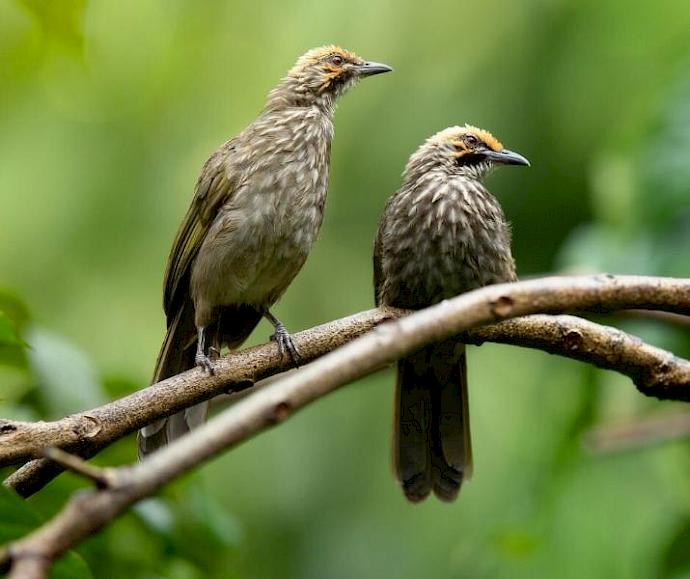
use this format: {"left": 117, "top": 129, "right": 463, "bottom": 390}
{"left": 271, "top": 328, "right": 302, "bottom": 367}
{"left": 195, "top": 353, "right": 215, "bottom": 375}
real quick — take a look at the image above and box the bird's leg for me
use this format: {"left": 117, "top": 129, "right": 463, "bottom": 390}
{"left": 208, "top": 327, "right": 222, "bottom": 361}
{"left": 194, "top": 326, "right": 215, "bottom": 375}
{"left": 263, "top": 310, "right": 302, "bottom": 367}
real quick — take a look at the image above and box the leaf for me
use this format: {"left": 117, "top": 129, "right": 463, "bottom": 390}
{"left": 27, "top": 327, "right": 106, "bottom": 417}
{"left": 0, "top": 483, "right": 41, "bottom": 533}
{"left": 0, "top": 289, "right": 30, "bottom": 332}
{"left": 661, "top": 521, "right": 690, "bottom": 579}
{"left": 53, "top": 551, "right": 93, "bottom": 579}
{"left": 0, "top": 486, "right": 92, "bottom": 578}
{"left": 0, "top": 311, "right": 22, "bottom": 347}
{"left": 133, "top": 498, "right": 175, "bottom": 536}
{"left": 0, "top": 292, "right": 31, "bottom": 373}
{"left": 175, "top": 487, "right": 243, "bottom": 552}
{"left": 134, "top": 490, "right": 242, "bottom": 571}
{"left": 15, "top": 0, "right": 86, "bottom": 52}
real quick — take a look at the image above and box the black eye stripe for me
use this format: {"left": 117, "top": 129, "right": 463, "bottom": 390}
{"left": 456, "top": 153, "right": 484, "bottom": 166}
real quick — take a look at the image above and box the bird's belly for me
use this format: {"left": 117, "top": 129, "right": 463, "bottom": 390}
{"left": 192, "top": 183, "right": 325, "bottom": 312}
{"left": 401, "top": 251, "right": 483, "bottom": 304}
{"left": 236, "top": 217, "right": 315, "bottom": 305}
{"left": 384, "top": 228, "right": 515, "bottom": 309}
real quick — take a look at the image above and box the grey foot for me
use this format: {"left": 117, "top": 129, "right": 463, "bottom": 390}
{"left": 270, "top": 324, "right": 302, "bottom": 367}
{"left": 195, "top": 352, "right": 215, "bottom": 375}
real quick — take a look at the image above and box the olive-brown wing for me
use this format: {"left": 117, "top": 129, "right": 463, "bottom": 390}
{"left": 162, "top": 140, "right": 239, "bottom": 320}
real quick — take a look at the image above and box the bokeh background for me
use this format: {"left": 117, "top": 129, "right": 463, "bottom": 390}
{"left": 2, "top": 0, "right": 690, "bottom": 577}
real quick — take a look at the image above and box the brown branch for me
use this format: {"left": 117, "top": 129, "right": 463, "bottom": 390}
{"left": 0, "top": 310, "right": 392, "bottom": 469}
{"left": 2, "top": 274, "right": 690, "bottom": 577}
{"left": 4, "top": 557, "right": 49, "bottom": 579}
{"left": 463, "top": 314, "right": 690, "bottom": 399}
{"left": 3, "top": 274, "right": 690, "bottom": 498}
{"left": 41, "top": 448, "right": 114, "bottom": 489}
{"left": 617, "top": 309, "right": 690, "bottom": 329}
{"left": 4, "top": 460, "right": 67, "bottom": 498}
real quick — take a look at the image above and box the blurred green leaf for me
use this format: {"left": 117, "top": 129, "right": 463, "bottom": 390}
{"left": 27, "top": 327, "right": 106, "bottom": 417}
{"left": 661, "top": 521, "right": 690, "bottom": 579}
{"left": 557, "top": 224, "right": 658, "bottom": 274}
{"left": 0, "top": 311, "right": 21, "bottom": 346}
{"left": 53, "top": 552, "right": 93, "bottom": 579}
{"left": 166, "top": 489, "right": 242, "bottom": 570}
{"left": 133, "top": 492, "right": 242, "bottom": 576}
{"left": 0, "top": 291, "right": 30, "bottom": 368}
{"left": 0, "top": 485, "right": 92, "bottom": 578}
{"left": 0, "top": 481, "right": 40, "bottom": 531}
{"left": 134, "top": 498, "right": 175, "bottom": 536}
{"left": 0, "top": 289, "right": 29, "bottom": 332}
{"left": 640, "top": 60, "right": 690, "bottom": 233}
{"left": 176, "top": 487, "right": 243, "bottom": 552}
{"left": 15, "top": 0, "right": 85, "bottom": 52}
{"left": 0, "top": 293, "right": 31, "bottom": 404}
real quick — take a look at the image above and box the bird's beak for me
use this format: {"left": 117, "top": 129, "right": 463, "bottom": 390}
{"left": 483, "top": 148, "right": 530, "bottom": 167}
{"left": 356, "top": 61, "right": 393, "bottom": 77}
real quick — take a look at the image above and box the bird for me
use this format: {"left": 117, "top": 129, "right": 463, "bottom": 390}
{"left": 373, "top": 125, "right": 529, "bottom": 502}
{"left": 138, "top": 46, "right": 392, "bottom": 458}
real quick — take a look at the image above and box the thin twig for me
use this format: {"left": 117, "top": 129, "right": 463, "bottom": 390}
{"left": 584, "top": 411, "right": 690, "bottom": 454}
{"left": 617, "top": 309, "right": 690, "bottom": 329}
{"left": 42, "top": 448, "right": 114, "bottom": 489}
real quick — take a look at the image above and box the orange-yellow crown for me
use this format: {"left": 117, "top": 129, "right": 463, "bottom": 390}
{"left": 289, "top": 45, "right": 362, "bottom": 75}
{"left": 429, "top": 125, "right": 504, "bottom": 152}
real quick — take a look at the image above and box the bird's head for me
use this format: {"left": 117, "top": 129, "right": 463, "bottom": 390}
{"left": 407, "top": 125, "right": 530, "bottom": 181}
{"left": 267, "top": 46, "right": 392, "bottom": 112}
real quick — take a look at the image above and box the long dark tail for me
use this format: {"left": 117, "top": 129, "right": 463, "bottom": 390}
{"left": 137, "top": 300, "right": 262, "bottom": 459}
{"left": 394, "top": 340, "right": 472, "bottom": 502}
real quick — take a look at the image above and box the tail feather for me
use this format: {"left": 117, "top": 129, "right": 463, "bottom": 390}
{"left": 395, "top": 356, "right": 433, "bottom": 502}
{"left": 137, "top": 298, "right": 197, "bottom": 459}
{"left": 137, "top": 301, "right": 262, "bottom": 459}
{"left": 394, "top": 340, "right": 472, "bottom": 502}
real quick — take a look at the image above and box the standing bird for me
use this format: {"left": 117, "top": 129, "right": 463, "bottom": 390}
{"left": 374, "top": 125, "right": 529, "bottom": 502}
{"left": 138, "top": 46, "right": 392, "bottom": 457}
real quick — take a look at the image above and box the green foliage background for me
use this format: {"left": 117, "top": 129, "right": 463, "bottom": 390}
{"left": 1, "top": 0, "right": 690, "bottom": 577}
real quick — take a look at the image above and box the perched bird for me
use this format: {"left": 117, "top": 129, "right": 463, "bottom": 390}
{"left": 138, "top": 46, "right": 392, "bottom": 458}
{"left": 374, "top": 125, "right": 529, "bottom": 502}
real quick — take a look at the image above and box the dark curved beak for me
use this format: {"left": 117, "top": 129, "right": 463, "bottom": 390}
{"left": 483, "top": 148, "right": 530, "bottom": 167}
{"left": 356, "top": 61, "right": 393, "bottom": 77}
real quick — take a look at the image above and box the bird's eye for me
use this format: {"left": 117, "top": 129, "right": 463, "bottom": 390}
{"left": 330, "top": 54, "right": 344, "bottom": 66}
{"left": 463, "top": 134, "right": 479, "bottom": 148}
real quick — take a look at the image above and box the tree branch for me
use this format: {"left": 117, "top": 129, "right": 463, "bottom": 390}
{"left": 2, "top": 274, "right": 690, "bottom": 577}
{"left": 463, "top": 314, "right": 690, "bottom": 398}
{"left": 2, "top": 275, "right": 690, "bottom": 499}
{"left": 1, "top": 309, "right": 394, "bottom": 470}
{"left": 41, "top": 448, "right": 114, "bottom": 489}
